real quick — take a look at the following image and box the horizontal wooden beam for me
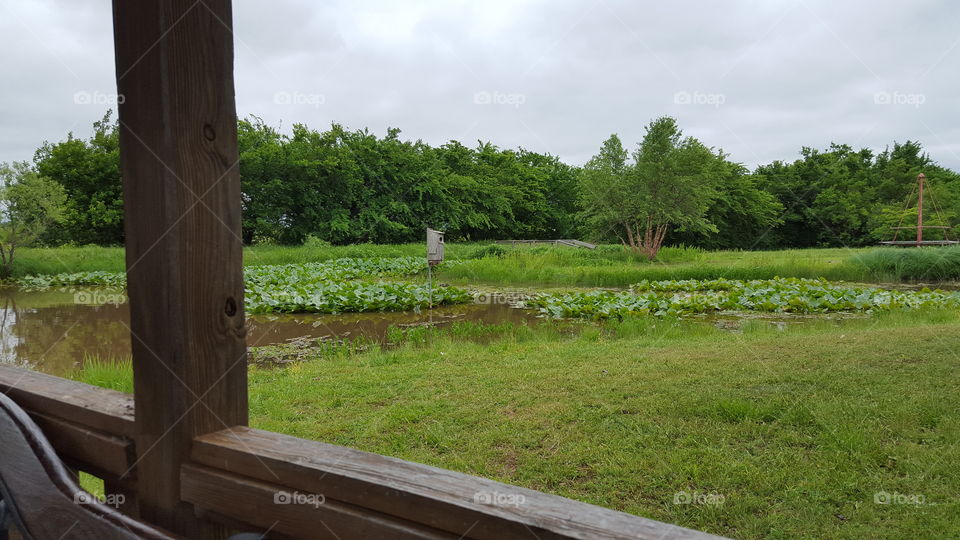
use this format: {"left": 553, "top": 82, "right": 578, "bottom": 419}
{"left": 181, "top": 464, "right": 455, "bottom": 539}
{"left": 0, "top": 365, "right": 137, "bottom": 484}
{"left": 191, "top": 427, "right": 721, "bottom": 540}
{"left": 30, "top": 411, "right": 136, "bottom": 485}
{"left": 0, "top": 365, "right": 134, "bottom": 437}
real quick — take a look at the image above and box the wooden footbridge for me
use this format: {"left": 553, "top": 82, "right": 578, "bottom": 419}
{"left": 496, "top": 239, "right": 597, "bottom": 249}
{"left": 0, "top": 2, "right": 720, "bottom": 538}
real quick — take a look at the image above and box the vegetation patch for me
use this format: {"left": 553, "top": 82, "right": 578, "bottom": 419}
{"left": 17, "top": 257, "right": 472, "bottom": 314}
{"left": 16, "top": 270, "right": 127, "bottom": 289}
{"left": 853, "top": 246, "right": 960, "bottom": 281}
{"left": 526, "top": 277, "right": 960, "bottom": 319}
{"left": 245, "top": 280, "right": 471, "bottom": 314}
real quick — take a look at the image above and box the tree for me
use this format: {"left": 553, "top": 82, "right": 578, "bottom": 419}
{"left": 580, "top": 118, "right": 720, "bottom": 259}
{"left": 34, "top": 112, "right": 123, "bottom": 245}
{"left": 578, "top": 133, "right": 631, "bottom": 243}
{"left": 0, "top": 162, "right": 67, "bottom": 277}
{"left": 673, "top": 156, "right": 783, "bottom": 249}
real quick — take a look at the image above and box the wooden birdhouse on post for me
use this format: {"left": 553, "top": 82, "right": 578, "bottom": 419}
{"left": 427, "top": 228, "right": 445, "bottom": 266}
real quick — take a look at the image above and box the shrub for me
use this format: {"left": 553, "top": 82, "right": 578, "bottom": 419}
{"left": 465, "top": 244, "right": 509, "bottom": 259}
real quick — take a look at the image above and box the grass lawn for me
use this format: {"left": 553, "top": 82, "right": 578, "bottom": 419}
{"left": 76, "top": 311, "right": 960, "bottom": 539}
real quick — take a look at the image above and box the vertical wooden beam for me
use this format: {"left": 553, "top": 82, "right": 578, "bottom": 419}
{"left": 112, "top": 0, "right": 248, "bottom": 535}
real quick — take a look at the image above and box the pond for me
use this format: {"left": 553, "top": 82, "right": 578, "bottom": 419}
{"left": 6, "top": 280, "right": 943, "bottom": 377}
{"left": 0, "top": 287, "right": 539, "bottom": 377}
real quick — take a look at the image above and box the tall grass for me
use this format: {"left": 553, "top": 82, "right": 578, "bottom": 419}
{"left": 442, "top": 250, "right": 868, "bottom": 287}
{"left": 13, "top": 246, "right": 127, "bottom": 276}
{"left": 18, "top": 244, "right": 960, "bottom": 285}
{"left": 73, "top": 355, "right": 133, "bottom": 393}
{"left": 851, "top": 246, "right": 960, "bottom": 282}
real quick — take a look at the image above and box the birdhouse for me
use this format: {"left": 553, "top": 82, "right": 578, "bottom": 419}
{"left": 427, "top": 228, "right": 445, "bottom": 266}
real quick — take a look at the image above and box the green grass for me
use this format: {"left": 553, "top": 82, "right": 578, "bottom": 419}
{"left": 10, "top": 242, "right": 470, "bottom": 277}
{"left": 441, "top": 247, "right": 870, "bottom": 286}
{"left": 72, "top": 311, "right": 960, "bottom": 539}
{"left": 74, "top": 355, "right": 133, "bottom": 393}
{"left": 852, "top": 246, "right": 960, "bottom": 282}
{"left": 17, "top": 244, "right": 960, "bottom": 285}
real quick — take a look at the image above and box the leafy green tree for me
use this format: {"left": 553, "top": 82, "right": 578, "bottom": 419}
{"left": 674, "top": 156, "right": 783, "bottom": 249}
{"left": 629, "top": 117, "right": 719, "bottom": 258}
{"left": 754, "top": 140, "right": 960, "bottom": 248}
{"left": 34, "top": 112, "right": 123, "bottom": 245}
{"left": 580, "top": 118, "right": 720, "bottom": 259}
{"left": 0, "top": 162, "right": 67, "bottom": 276}
{"left": 23, "top": 111, "right": 960, "bottom": 250}
{"left": 578, "top": 133, "right": 630, "bottom": 242}
{"left": 238, "top": 116, "right": 290, "bottom": 243}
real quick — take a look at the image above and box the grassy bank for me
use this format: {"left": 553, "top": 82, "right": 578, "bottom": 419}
{"left": 14, "top": 244, "right": 960, "bottom": 285}
{"left": 11, "top": 243, "right": 442, "bottom": 276}
{"left": 74, "top": 311, "right": 960, "bottom": 539}
{"left": 441, "top": 247, "right": 860, "bottom": 286}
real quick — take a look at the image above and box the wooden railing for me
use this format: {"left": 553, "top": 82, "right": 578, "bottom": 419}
{"left": 0, "top": 364, "right": 722, "bottom": 539}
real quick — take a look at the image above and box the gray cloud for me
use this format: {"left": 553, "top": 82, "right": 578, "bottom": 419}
{"left": 2, "top": 0, "right": 958, "bottom": 170}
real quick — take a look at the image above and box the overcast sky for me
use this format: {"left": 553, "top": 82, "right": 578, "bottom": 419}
{"left": 2, "top": 0, "right": 958, "bottom": 170}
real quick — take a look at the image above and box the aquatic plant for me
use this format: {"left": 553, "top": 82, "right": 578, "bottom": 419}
{"left": 527, "top": 277, "right": 960, "bottom": 319}
{"left": 17, "top": 257, "right": 470, "bottom": 314}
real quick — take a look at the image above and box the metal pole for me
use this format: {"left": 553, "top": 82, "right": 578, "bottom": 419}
{"left": 917, "top": 173, "right": 925, "bottom": 245}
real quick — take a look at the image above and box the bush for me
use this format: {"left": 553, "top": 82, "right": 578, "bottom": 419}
{"left": 465, "top": 244, "right": 509, "bottom": 259}
{"left": 302, "top": 235, "right": 332, "bottom": 248}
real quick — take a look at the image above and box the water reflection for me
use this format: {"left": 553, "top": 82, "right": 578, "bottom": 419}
{"left": 0, "top": 287, "right": 539, "bottom": 377}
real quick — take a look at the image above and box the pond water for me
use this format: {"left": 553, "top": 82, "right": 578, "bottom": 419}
{"left": 0, "top": 287, "right": 539, "bottom": 377}
{"left": 5, "top": 281, "right": 938, "bottom": 377}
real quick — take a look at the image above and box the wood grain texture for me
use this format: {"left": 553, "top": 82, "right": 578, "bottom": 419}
{"left": 0, "top": 364, "right": 134, "bottom": 437}
{"left": 0, "top": 392, "right": 174, "bottom": 539}
{"left": 112, "top": 0, "right": 248, "bottom": 534}
{"left": 192, "top": 427, "right": 725, "bottom": 540}
{"left": 29, "top": 411, "right": 136, "bottom": 484}
{"left": 181, "top": 465, "right": 456, "bottom": 539}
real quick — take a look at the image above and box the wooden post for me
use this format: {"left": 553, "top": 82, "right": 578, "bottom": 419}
{"left": 112, "top": 0, "right": 248, "bottom": 536}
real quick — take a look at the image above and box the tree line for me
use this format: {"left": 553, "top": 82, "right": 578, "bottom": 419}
{"left": 7, "top": 111, "right": 960, "bottom": 257}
